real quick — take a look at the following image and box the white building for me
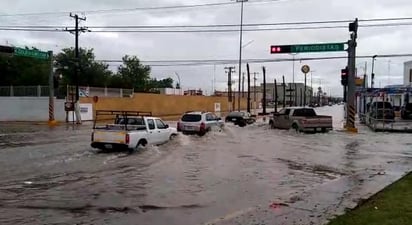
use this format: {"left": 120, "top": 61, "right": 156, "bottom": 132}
{"left": 403, "top": 60, "right": 412, "bottom": 86}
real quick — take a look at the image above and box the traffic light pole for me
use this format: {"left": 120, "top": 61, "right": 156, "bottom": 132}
{"left": 48, "top": 51, "right": 57, "bottom": 126}
{"left": 346, "top": 18, "right": 358, "bottom": 133}
{"left": 262, "top": 66, "right": 267, "bottom": 115}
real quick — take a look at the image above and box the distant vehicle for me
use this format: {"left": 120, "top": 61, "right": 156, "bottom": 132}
{"left": 177, "top": 111, "right": 224, "bottom": 136}
{"left": 225, "top": 111, "right": 256, "bottom": 127}
{"left": 91, "top": 110, "right": 178, "bottom": 152}
{"left": 367, "top": 101, "right": 395, "bottom": 123}
{"left": 269, "top": 107, "right": 333, "bottom": 133}
{"left": 328, "top": 102, "right": 333, "bottom": 106}
{"left": 401, "top": 103, "right": 412, "bottom": 120}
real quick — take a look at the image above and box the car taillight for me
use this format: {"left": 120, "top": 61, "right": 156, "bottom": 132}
{"left": 125, "top": 134, "right": 130, "bottom": 144}
{"left": 200, "top": 122, "right": 206, "bottom": 130}
{"left": 301, "top": 120, "right": 307, "bottom": 124}
{"left": 177, "top": 122, "right": 181, "bottom": 131}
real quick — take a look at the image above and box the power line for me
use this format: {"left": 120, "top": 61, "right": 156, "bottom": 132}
{"left": 2, "top": 22, "right": 412, "bottom": 33}
{"left": 0, "top": 0, "right": 282, "bottom": 17}
{"left": 2, "top": 17, "right": 412, "bottom": 29}
{"left": 97, "top": 54, "right": 412, "bottom": 67}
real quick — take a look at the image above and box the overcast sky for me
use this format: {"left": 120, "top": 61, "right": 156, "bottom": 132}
{"left": 2, "top": 0, "right": 412, "bottom": 96}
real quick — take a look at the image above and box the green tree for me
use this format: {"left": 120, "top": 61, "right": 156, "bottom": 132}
{"left": 148, "top": 77, "right": 174, "bottom": 89}
{"left": 117, "top": 55, "right": 151, "bottom": 92}
{"left": 0, "top": 47, "right": 50, "bottom": 85}
{"left": 54, "top": 47, "right": 112, "bottom": 87}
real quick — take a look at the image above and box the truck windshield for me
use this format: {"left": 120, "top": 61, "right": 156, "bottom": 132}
{"left": 293, "top": 108, "right": 317, "bottom": 117}
{"left": 181, "top": 114, "right": 202, "bottom": 122}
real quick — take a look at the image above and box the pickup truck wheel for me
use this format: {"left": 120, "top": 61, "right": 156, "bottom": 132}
{"left": 137, "top": 139, "right": 148, "bottom": 147}
{"left": 291, "top": 123, "right": 300, "bottom": 132}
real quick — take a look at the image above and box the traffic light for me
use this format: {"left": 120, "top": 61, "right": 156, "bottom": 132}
{"left": 341, "top": 68, "right": 348, "bottom": 86}
{"left": 0, "top": 45, "right": 14, "bottom": 54}
{"left": 270, "top": 45, "right": 292, "bottom": 54}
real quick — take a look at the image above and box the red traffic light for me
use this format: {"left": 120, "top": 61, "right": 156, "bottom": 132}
{"left": 271, "top": 46, "right": 281, "bottom": 53}
{"left": 270, "top": 45, "right": 292, "bottom": 54}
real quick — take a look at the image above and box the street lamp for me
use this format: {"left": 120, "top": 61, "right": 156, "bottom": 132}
{"left": 371, "top": 55, "right": 377, "bottom": 88}
{"left": 235, "top": 0, "right": 248, "bottom": 111}
{"left": 174, "top": 72, "right": 181, "bottom": 89}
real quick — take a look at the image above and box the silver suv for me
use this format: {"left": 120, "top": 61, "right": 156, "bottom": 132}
{"left": 177, "top": 111, "right": 224, "bottom": 136}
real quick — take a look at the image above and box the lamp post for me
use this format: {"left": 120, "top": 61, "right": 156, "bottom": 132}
{"left": 174, "top": 72, "right": 181, "bottom": 89}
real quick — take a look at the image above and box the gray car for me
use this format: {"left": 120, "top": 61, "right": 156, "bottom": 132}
{"left": 177, "top": 111, "right": 224, "bottom": 136}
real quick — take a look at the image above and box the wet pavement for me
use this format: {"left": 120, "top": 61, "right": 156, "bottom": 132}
{"left": 0, "top": 105, "right": 411, "bottom": 225}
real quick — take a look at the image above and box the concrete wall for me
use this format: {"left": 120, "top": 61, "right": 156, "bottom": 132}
{"left": 0, "top": 94, "right": 248, "bottom": 122}
{"left": 81, "top": 93, "right": 248, "bottom": 120}
{"left": 0, "top": 97, "right": 66, "bottom": 121}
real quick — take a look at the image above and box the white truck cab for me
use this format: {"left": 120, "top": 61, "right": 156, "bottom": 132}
{"left": 91, "top": 110, "right": 178, "bottom": 151}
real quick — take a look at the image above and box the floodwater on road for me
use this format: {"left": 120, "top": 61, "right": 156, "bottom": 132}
{"left": 0, "top": 105, "right": 411, "bottom": 225}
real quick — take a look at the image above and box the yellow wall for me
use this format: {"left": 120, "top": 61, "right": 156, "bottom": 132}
{"left": 81, "top": 93, "right": 248, "bottom": 119}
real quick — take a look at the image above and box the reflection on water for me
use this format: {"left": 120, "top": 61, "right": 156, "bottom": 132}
{"left": 1, "top": 106, "right": 412, "bottom": 225}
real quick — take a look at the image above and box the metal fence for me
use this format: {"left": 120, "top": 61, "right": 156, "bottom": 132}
{"left": 0, "top": 86, "right": 134, "bottom": 98}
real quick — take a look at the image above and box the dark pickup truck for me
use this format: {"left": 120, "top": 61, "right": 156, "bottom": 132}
{"left": 269, "top": 107, "right": 333, "bottom": 133}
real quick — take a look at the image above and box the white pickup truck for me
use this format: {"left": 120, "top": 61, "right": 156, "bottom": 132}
{"left": 91, "top": 110, "right": 178, "bottom": 151}
{"left": 269, "top": 107, "right": 333, "bottom": 133}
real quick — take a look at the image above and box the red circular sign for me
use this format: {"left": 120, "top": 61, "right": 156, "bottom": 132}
{"left": 93, "top": 96, "right": 99, "bottom": 103}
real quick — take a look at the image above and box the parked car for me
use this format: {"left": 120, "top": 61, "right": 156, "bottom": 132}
{"left": 367, "top": 101, "right": 395, "bottom": 123}
{"left": 401, "top": 103, "right": 412, "bottom": 120}
{"left": 225, "top": 111, "right": 256, "bottom": 127}
{"left": 91, "top": 110, "right": 178, "bottom": 152}
{"left": 177, "top": 111, "right": 224, "bottom": 136}
{"left": 269, "top": 107, "right": 333, "bottom": 133}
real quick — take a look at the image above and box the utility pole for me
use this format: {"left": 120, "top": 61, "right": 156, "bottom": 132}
{"left": 242, "top": 72, "right": 245, "bottom": 98}
{"left": 236, "top": 0, "right": 248, "bottom": 112}
{"left": 262, "top": 66, "right": 267, "bottom": 115}
{"left": 253, "top": 72, "right": 259, "bottom": 114}
{"left": 371, "top": 55, "right": 377, "bottom": 88}
{"left": 246, "top": 63, "right": 251, "bottom": 113}
{"left": 282, "top": 76, "right": 286, "bottom": 107}
{"left": 274, "top": 78, "right": 278, "bottom": 112}
{"left": 225, "top": 66, "right": 235, "bottom": 111}
{"left": 294, "top": 83, "right": 297, "bottom": 106}
{"left": 346, "top": 18, "right": 358, "bottom": 132}
{"left": 66, "top": 13, "right": 87, "bottom": 124}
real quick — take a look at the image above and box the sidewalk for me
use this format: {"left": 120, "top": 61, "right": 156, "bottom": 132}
{"left": 209, "top": 163, "right": 412, "bottom": 225}
{"left": 327, "top": 172, "right": 412, "bottom": 225}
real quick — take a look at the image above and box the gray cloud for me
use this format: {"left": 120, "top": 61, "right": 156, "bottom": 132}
{"left": 2, "top": 0, "right": 412, "bottom": 96}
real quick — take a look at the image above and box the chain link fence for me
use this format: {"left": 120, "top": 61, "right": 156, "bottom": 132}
{"left": 0, "top": 86, "right": 134, "bottom": 98}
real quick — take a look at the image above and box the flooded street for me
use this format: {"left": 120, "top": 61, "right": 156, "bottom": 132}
{"left": 1, "top": 105, "right": 412, "bottom": 225}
